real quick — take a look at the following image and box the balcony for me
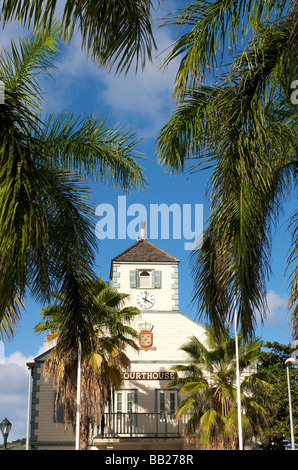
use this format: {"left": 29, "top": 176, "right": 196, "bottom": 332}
{"left": 96, "top": 412, "right": 187, "bottom": 439}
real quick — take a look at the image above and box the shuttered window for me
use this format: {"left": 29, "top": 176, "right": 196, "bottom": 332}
{"left": 129, "top": 269, "right": 162, "bottom": 288}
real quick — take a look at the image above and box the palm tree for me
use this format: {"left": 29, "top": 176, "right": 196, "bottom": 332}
{"left": 0, "top": 24, "right": 146, "bottom": 340}
{"left": 34, "top": 277, "right": 140, "bottom": 450}
{"left": 167, "top": 326, "right": 272, "bottom": 450}
{"left": 0, "top": 0, "right": 157, "bottom": 74}
{"left": 157, "top": 0, "right": 298, "bottom": 339}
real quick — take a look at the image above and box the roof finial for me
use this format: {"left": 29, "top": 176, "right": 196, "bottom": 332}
{"left": 140, "top": 221, "right": 146, "bottom": 239}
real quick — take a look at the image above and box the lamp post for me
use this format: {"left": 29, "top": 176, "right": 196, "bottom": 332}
{"left": 26, "top": 360, "right": 35, "bottom": 450}
{"left": 0, "top": 418, "right": 12, "bottom": 450}
{"left": 285, "top": 356, "right": 298, "bottom": 450}
{"left": 75, "top": 340, "right": 82, "bottom": 450}
{"left": 234, "top": 296, "right": 243, "bottom": 450}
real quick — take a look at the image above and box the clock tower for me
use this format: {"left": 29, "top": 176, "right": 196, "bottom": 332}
{"left": 108, "top": 232, "right": 207, "bottom": 363}
{"left": 110, "top": 236, "right": 180, "bottom": 312}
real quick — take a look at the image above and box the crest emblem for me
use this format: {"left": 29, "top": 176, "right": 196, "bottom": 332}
{"left": 138, "top": 322, "right": 156, "bottom": 351}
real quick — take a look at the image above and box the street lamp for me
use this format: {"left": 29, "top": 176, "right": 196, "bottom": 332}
{"left": 234, "top": 296, "right": 243, "bottom": 450}
{"left": 0, "top": 418, "right": 12, "bottom": 450}
{"left": 285, "top": 356, "right": 298, "bottom": 450}
{"left": 26, "top": 360, "right": 35, "bottom": 450}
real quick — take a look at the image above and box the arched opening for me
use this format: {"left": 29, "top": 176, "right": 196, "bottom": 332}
{"left": 139, "top": 270, "right": 151, "bottom": 287}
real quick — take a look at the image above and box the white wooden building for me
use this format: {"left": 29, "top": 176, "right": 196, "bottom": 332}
{"left": 28, "top": 238, "right": 207, "bottom": 450}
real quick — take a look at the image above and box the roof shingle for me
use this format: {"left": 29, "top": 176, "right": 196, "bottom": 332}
{"left": 111, "top": 239, "right": 179, "bottom": 265}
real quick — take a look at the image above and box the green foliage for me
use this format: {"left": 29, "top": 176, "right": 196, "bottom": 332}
{"left": 157, "top": 0, "right": 298, "bottom": 339}
{"left": 160, "top": 0, "right": 289, "bottom": 97}
{"left": 34, "top": 277, "right": 140, "bottom": 356}
{"left": 0, "top": 25, "right": 146, "bottom": 340}
{"left": 168, "top": 326, "right": 272, "bottom": 449}
{"left": 0, "top": 438, "right": 26, "bottom": 450}
{"left": 258, "top": 341, "right": 298, "bottom": 449}
{"left": 34, "top": 277, "right": 140, "bottom": 450}
{"left": 0, "top": 0, "right": 157, "bottom": 74}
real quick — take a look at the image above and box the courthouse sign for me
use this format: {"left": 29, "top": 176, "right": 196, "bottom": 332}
{"left": 123, "top": 371, "right": 178, "bottom": 380}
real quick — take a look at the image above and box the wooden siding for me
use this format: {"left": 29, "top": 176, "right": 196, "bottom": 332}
{"left": 31, "top": 352, "right": 74, "bottom": 449}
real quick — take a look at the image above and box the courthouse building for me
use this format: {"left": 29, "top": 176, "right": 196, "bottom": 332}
{"left": 27, "top": 238, "right": 207, "bottom": 450}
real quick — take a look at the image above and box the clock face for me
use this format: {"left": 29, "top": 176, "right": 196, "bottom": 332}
{"left": 136, "top": 290, "right": 155, "bottom": 309}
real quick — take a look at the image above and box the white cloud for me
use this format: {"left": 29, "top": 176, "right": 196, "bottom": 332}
{"left": 37, "top": 4, "right": 180, "bottom": 138}
{"left": 266, "top": 290, "right": 288, "bottom": 326}
{"left": 0, "top": 352, "right": 31, "bottom": 442}
{"left": 0, "top": 22, "right": 28, "bottom": 49}
{"left": 36, "top": 338, "right": 55, "bottom": 356}
{"left": 255, "top": 290, "right": 292, "bottom": 344}
{"left": 5, "top": 351, "right": 33, "bottom": 369}
{"left": 0, "top": 340, "right": 52, "bottom": 442}
{"left": 0, "top": 2, "right": 180, "bottom": 140}
{"left": 96, "top": 26, "right": 179, "bottom": 138}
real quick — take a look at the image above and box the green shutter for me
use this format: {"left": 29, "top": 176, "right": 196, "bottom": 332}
{"left": 117, "top": 393, "right": 122, "bottom": 412}
{"left": 170, "top": 393, "right": 176, "bottom": 414}
{"left": 129, "top": 270, "right": 138, "bottom": 287}
{"left": 153, "top": 270, "right": 161, "bottom": 288}
{"left": 160, "top": 393, "right": 165, "bottom": 413}
{"left": 127, "top": 393, "right": 133, "bottom": 412}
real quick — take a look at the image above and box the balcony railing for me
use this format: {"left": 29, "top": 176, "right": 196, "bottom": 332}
{"left": 97, "top": 412, "right": 187, "bottom": 438}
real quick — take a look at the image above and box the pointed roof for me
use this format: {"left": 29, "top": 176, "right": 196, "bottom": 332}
{"left": 112, "top": 239, "right": 179, "bottom": 263}
{"left": 110, "top": 239, "right": 179, "bottom": 277}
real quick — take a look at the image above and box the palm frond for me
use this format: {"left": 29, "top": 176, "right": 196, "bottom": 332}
{"left": 287, "top": 209, "right": 298, "bottom": 339}
{"left": 160, "top": 0, "right": 290, "bottom": 96}
{"left": 0, "top": 292, "right": 24, "bottom": 340}
{"left": 0, "top": 20, "right": 61, "bottom": 111}
{"left": 158, "top": 8, "right": 298, "bottom": 337}
{"left": 170, "top": 330, "right": 271, "bottom": 448}
{"left": 0, "top": 0, "right": 157, "bottom": 74}
{"left": 41, "top": 112, "right": 147, "bottom": 191}
{"left": 0, "top": 24, "right": 147, "bottom": 338}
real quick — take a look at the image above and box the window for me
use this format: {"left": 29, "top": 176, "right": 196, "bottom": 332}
{"left": 114, "top": 390, "right": 136, "bottom": 413}
{"left": 139, "top": 270, "right": 151, "bottom": 287}
{"left": 130, "top": 269, "right": 162, "bottom": 288}
{"left": 157, "top": 390, "right": 178, "bottom": 418}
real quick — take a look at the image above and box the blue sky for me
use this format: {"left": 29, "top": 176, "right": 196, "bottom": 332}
{"left": 0, "top": 1, "right": 296, "bottom": 441}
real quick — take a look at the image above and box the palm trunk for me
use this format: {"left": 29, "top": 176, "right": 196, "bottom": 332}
{"left": 80, "top": 422, "right": 89, "bottom": 450}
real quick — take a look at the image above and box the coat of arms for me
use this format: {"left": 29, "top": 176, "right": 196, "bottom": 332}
{"left": 138, "top": 322, "right": 156, "bottom": 351}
